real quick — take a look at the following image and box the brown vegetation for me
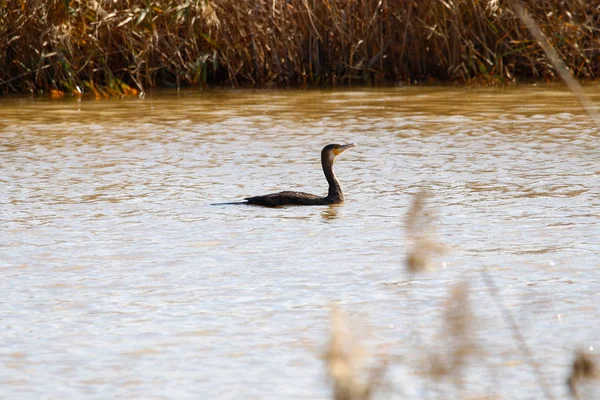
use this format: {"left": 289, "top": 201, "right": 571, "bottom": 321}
{"left": 404, "top": 191, "right": 446, "bottom": 274}
{"left": 567, "top": 350, "right": 599, "bottom": 400}
{"left": 324, "top": 306, "right": 388, "bottom": 400}
{"left": 2, "top": 1, "right": 600, "bottom": 96}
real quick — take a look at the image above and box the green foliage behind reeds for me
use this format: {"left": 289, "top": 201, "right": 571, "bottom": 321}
{"left": 1, "top": 0, "right": 600, "bottom": 96}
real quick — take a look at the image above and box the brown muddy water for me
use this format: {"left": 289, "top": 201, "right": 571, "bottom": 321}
{"left": 1, "top": 87, "right": 598, "bottom": 399}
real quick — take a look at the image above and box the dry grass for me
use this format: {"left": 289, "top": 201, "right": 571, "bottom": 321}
{"left": 480, "top": 269, "right": 557, "bottom": 400}
{"left": 567, "top": 350, "right": 599, "bottom": 400}
{"left": 324, "top": 306, "right": 388, "bottom": 400}
{"left": 2, "top": 1, "right": 600, "bottom": 95}
{"left": 426, "top": 282, "right": 477, "bottom": 385}
{"left": 325, "top": 279, "right": 600, "bottom": 399}
{"left": 404, "top": 191, "right": 446, "bottom": 274}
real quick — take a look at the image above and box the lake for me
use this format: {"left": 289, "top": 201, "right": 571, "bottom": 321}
{"left": 1, "top": 87, "right": 598, "bottom": 399}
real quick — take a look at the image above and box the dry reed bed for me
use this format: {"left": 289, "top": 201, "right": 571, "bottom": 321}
{"left": 1, "top": 0, "right": 600, "bottom": 96}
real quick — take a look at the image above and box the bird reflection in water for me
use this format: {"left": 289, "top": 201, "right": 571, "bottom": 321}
{"left": 321, "top": 205, "right": 340, "bottom": 220}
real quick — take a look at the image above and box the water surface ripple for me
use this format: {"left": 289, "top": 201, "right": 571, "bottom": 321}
{"left": 1, "top": 87, "right": 598, "bottom": 399}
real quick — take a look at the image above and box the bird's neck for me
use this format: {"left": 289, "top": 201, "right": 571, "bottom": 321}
{"left": 322, "top": 155, "right": 343, "bottom": 202}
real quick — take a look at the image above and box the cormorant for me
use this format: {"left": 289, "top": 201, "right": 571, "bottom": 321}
{"left": 244, "top": 143, "right": 356, "bottom": 207}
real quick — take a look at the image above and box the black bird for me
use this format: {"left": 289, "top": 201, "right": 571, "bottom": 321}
{"left": 244, "top": 143, "right": 356, "bottom": 207}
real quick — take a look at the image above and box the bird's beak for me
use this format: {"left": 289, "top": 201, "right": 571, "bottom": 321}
{"left": 334, "top": 143, "right": 357, "bottom": 155}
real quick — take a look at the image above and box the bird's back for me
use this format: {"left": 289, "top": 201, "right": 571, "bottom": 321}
{"left": 245, "top": 191, "right": 331, "bottom": 207}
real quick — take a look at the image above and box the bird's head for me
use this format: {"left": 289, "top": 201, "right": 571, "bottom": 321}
{"left": 322, "top": 143, "right": 356, "bottom": 165}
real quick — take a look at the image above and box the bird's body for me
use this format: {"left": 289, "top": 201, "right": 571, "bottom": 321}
{"left": 244, "top": 143, "right": 356, "bottom": 207}
{"left": 245, "top": 191, "right": 332, "bottom": 207}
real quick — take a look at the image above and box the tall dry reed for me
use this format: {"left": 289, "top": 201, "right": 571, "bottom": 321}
{"left": 2, "top": 1, "right": 600, "bottom": 95}
{"left": 324, "top": 306, "right": 388, "bottom": 400}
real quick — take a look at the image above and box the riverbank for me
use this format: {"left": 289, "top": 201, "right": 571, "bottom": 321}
{"left": 1, "top": 1, "right": 599, "bottom": 97}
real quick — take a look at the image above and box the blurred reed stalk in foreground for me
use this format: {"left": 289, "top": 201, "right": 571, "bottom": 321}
{"left": 425, "top": 281, "right": 478, "bottom": 389}
{"left": 3, "top": 0, "right": 600, "bottom": 96}
{"left": 403, "top": 193, "right": 480, "bottom": 395}
{"left": 324, "top": 306, "right": 388, "bottom": 400}
{"left": 567, "top": 350, "right": 599, "bottom": 400}
{"left": 404, "top": 191, "right": 445, "bottom": 274}
{"left": 480, "top": 270, "right": 557, "bottom": 400}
